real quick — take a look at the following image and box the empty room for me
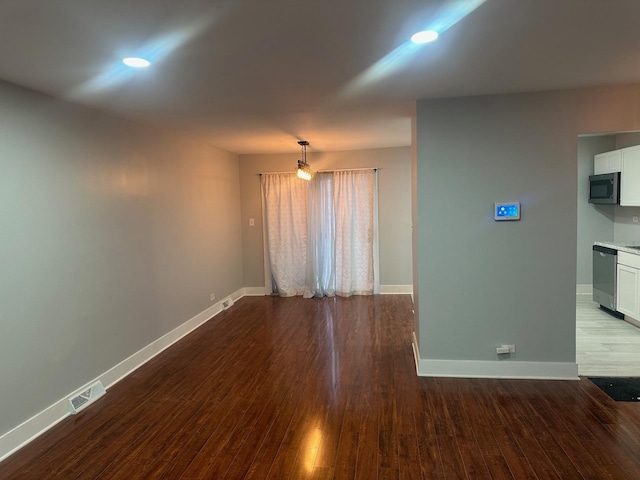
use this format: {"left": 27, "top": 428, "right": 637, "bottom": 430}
{"left": 3, "top": 1, "right": 640, "bottom": 479}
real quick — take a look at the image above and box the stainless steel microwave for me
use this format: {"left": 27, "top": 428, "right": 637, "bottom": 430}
{"left": 589, "top": 172, "right": 620, "bottom": 204}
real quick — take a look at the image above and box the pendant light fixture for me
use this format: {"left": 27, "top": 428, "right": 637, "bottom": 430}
{"left": 296, "top": 140, "right": 313, "bottom": 181}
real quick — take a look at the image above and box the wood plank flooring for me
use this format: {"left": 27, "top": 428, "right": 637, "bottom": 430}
{"left": 2, "top": 295, "right": 640, "bottom": 479}
{"left": 577, "top": 294, "right": 640, "bottom": 377}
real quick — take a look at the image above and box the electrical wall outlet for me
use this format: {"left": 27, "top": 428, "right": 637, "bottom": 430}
{"left": 633, "top": 216, "right": 639, "bottom": 223}
{"left": 210, "top": 293, "right": 215, "bottom": 301}
{"left": 496, "top": 344, "right": 516, "bottom": 355}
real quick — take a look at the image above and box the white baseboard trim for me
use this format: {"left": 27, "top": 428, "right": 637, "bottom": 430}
{"left": 0, "top": 287, "right": 246, "bottom": 463}
{"left": 0, "top": 397, "right": 71, "bottom": 465}
{"left": 576, "top": 284, "right": 592, "bottom": 295}
{"left": 624, "top": 315, "right": 640, "bottom": 329}
{"left": 242, "top": 286, "right": 267, "bottom": 296}
{"left": 379, "top": 285, "right": 413, "bottom": 294}
{"left": 411, "top": 332, "right": 578, "bottom": 380}
{"left": 412, "top": 331, "right": 421, "bottom": 375}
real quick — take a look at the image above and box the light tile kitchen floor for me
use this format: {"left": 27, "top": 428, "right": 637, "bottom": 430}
{"left": 577, "top": 293, "right": 640, "bottom": 377}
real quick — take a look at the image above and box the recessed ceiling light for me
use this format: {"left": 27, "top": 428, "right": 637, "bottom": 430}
{"left": 411, "top": 30, "right": 439, "bottom": 44}
{"left": 122, "top": 57, "right": 151, "bottom": 68}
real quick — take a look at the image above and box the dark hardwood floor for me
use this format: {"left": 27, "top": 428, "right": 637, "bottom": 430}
{"left": 2, "top": 295, "right": 640, "bottom": 479}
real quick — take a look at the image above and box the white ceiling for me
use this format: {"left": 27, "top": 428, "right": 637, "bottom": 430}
{"left": 2, "top": 0, "right": 640, "bottom": 154}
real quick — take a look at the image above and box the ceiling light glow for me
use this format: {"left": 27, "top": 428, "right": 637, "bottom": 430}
{"left": 122, "top": 57, "right": 151, "bottom": 68}
{"left": 340, "top": 1, "right": 486, "bottom": 97}
{"left": 411, "top": 30, "right": 439, "bottom": 44}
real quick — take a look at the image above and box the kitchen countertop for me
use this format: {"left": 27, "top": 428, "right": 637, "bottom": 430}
{"left": 595, "top": 241, "right": 640, "bottom": 255}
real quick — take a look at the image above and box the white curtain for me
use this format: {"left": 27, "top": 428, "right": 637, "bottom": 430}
{"left": 333, "top": 170, "right": 375, "bottom": 296}
{"left": 261, "top": 173, "right": 307, "bottom": 297}
{"left": 304, "top": 172, "right": 336, "bottom": 297}
{"left": 262, "top": 169, "right": 377, "bottom": 298}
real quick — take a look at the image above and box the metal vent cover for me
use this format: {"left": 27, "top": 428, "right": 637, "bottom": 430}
{"left": 68, "top": 381, "right": 106, "bottom": 414}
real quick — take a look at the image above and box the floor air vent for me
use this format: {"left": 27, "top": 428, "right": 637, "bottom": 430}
{"left": 68, "top": 381, "right": 106, "bottom": 414}
{"left": 221, "top": 297, "right": 234, "bottom": 310}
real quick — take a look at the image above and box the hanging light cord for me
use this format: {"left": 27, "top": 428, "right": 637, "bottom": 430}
{"left": 299, "top": 140, "right": 308, "bottom": 166}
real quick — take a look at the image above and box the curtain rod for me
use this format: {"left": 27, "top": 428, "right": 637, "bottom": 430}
{"left": 318, "top": 167, "right": 378, "bottom": 172}
{"left": 259, "top": 167, "right": 377, "bottom": 176}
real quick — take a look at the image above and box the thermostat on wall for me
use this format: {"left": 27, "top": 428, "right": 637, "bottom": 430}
{"left": 494, "top": 202, "right": 520, "bottom": 221}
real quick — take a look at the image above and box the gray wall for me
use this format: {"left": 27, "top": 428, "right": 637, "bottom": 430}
{"left": 239, "top": 147, "right": 412, "bottom": 288}
{"left": 411, "top": 112, "right": 420, "bottom": 340}
{"left": 414, "top": 85, "right": 640, "bottom": 363}
{"left": 576, "top": 136, "right": 615, "bottom": 286}
{"left": 615, "top": 132, "right": 640, "bottom": 149}
{"left": 614, "top": 207, "right": 640, "bottom": 241}
{"left": 0, "top": 80, "right": 243, "bottom": 437}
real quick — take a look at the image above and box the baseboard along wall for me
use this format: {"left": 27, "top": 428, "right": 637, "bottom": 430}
{"left": 576, "top": 284, "right": 593, "bottom": 295}
{"left": 379, "top": 285, "right": 413, "bottom": 294}
{"left": 0, "top": 287, "right": 250, "bottom": 463}
{"left": 243, "top": 285, "right": 414, "bottom": 296}
{"left": 411, "top": 332, "right": 579, "bottom": 381}
{"left": 243, "top": 286, "right": 267, "bottom": 296}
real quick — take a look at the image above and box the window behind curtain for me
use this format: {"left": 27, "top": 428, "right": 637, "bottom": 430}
{"left": 261, "top": 169, "right": 378, "bottom": 298}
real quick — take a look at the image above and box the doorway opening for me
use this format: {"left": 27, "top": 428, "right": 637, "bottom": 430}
{"left": 576, "top": 132, "right": 640, "bottom": 376}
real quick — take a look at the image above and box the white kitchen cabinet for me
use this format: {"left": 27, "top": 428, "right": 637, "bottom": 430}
{"left": 617, "top": 252, "right": 640, "bottom": 320}
{"left": 620, "top": 146, "right": 640, "bottom": 206}
{"left": 617, "top": 264, "right": 639, "bottom": 319}
{"left": 594, "top": 150, "right": 622, "bottom": 174}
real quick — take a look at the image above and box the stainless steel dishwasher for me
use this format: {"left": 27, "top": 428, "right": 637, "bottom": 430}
{"left": 593, "top": 245, "right": 618, "bottom": 312}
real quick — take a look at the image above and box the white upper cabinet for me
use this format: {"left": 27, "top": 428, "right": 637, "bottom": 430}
{"left": 594, "top": 150, "right": 622, "bottom": 174}
{"left": 621, "top": 146, "right": 640, "bottom": 206}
